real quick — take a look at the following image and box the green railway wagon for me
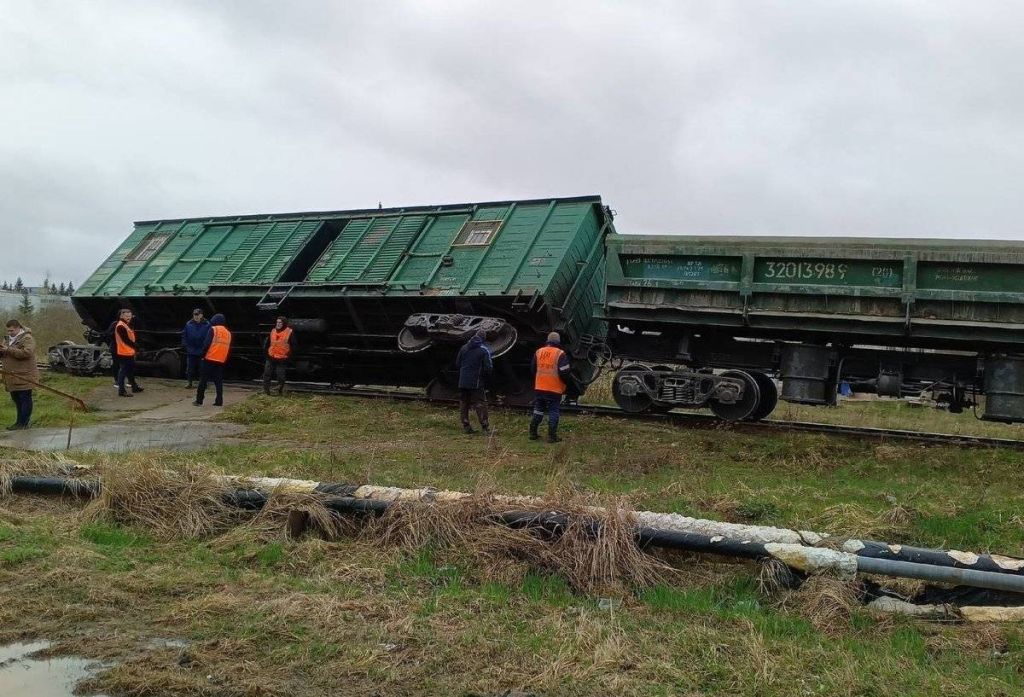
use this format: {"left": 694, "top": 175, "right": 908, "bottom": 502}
{"left": 604, "top": 234, "right": 1024, "bottom": 423}
{"left": 72, "top": 196, "right": 614, "bottom": 400}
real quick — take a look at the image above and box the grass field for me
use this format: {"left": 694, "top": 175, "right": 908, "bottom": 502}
{"left": 3, "top": 387, "right": 1024, "bottom": 696}
{"left": 0, "top": 372, "right": 109, "bottom": 429}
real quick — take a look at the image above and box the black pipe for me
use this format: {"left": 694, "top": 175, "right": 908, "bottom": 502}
{"left": 7, "top": 476, "right": 1024, "bottom": 594}
{"left": 851, "top": 540, "right": 1024, "bottom": 577}
{"left": 8, "top": 476, "right": 100, "bottom": 498}
{"left": 497, "top": 510, "right": 770, "bottom": 560}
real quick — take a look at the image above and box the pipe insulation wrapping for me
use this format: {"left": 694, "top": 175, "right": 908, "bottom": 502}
{"left": 233, "top": 476, "right": 1024, "bottom": 577}
{"left": 8, "top": 475, "right": 1024, "bottom": 594}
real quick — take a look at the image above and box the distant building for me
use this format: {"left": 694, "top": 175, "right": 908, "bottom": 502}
{"left": 0, "top": 289, "right": 72, "bottom": 315}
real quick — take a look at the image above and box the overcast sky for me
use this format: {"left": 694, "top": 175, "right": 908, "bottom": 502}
{"left": 2, "top": 1, "right": 1023, "bottom": 285}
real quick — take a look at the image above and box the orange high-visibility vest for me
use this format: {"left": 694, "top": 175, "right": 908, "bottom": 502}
{"left": 205, "top": 325, "right": 232, "bottom": 364}
{"left": 114, "top": 320, "right": 136, "bottom": 358}
{"left": 534, "top": 345, "right": 567, "bottom": 394}
{"left": 268, "top": 327, "right": 293, "bottom": 360}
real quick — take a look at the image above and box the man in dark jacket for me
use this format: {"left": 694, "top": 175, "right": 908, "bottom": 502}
{"left": 262, "top": 316, "right": 297, "bottom": 395}
{"left": 455, "top": 330, "right": 493, "bottom": 434}
{"left": 194, "top": 313, "right": 231, "bottom": 407}
{"left": 181, "top": 308, "right": 210, "bottom": 389}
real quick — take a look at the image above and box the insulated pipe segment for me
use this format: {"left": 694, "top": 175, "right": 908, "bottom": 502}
{"left": 8, "top": 475, "right": 1024, "bottom": 594}
{"left": 856, "top": 557, "right": 1024, "bottom": 595}
{"left": 232, "top": 477, "right": 1024, "bottom": 577}
{"left": 7, "top": 476, "right": 100, "bottom": 497}
{"left": 844, "top": 539, "right": 1024, "bottom": 577}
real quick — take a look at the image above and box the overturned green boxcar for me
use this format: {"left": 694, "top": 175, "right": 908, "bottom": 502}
{"left": 73, "top": 196, "right": 614, "bottom": 401}
{"left": 604, "top": 235, "right": 1024, "bottom": 422}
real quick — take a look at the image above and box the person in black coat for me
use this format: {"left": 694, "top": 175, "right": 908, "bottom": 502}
{"left": 455, "top": 330, "right": 493, "bottom": 434}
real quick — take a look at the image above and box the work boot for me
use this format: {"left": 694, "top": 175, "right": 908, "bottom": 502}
{"left": 529, "top": 415, "right": 541, "bottom": 441}
{"left": 187, "top": 382, "right": 193, "bottom": 389}
{"left": 192, "top": 400, "right": 202, "bottom": 406}
{"left": 119, "top": 392, "right": 133, "bottom": 398}
{"left": 213, "top": 400, "right": 224, "bottom": 407}
{"left": 263, "top": 387, "right": 272, "bottom": 396}
{"left": 463, "top": 424, "right": 476, "bottom": 434}
{"left": 481, "top": 424, "right": 491, "bottom": 435}
{"left": 547, "top": 431, "right": 561, "bottom": 443}
{"left": 6, "top": 424, "right": 24, "bottom": 431}
{"left": 131, "top": 385, "right": 144, "bottom": 393}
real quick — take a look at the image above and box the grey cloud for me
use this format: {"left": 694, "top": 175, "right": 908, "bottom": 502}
{"left": 2, "top": 1, "right": 1024, "bottom": 284}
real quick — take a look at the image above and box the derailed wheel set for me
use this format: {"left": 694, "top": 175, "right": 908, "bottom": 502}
{"left": 70, "top": 195, "right": 1024, "bottom": 423}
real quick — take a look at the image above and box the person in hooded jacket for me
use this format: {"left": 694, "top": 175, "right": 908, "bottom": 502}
{"left": 193, "top": 313, "right": 231, "bottom": 407}
{"left": 181, "top": 308, "right": 210, "bottom": 389}
{"left": 262, "top": 316, "right": 297, "bottom": 395}
{"left": 1, "top": 319, "right": 39, "bottom": 430}
{"left": 455, "top": 329, "right": 492, "bottom": 433}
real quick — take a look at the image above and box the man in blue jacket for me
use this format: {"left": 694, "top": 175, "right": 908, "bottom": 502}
{"left": 181, "top": 308, "right": 209, "bottom": 389}
{"left": 455, "top": 330, "right": 492, "bottom": 434}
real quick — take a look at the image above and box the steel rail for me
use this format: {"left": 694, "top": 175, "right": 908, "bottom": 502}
{"left": 227, "top": 381, "right": 1024, "bottom": 450}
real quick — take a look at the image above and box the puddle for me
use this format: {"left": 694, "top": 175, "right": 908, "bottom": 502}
{"left": 0, "top": 641, "right": 109, "bottom": 696}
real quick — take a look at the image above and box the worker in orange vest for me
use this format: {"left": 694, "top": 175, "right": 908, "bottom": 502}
{"left": 114, "top": 308, "right": 144, "bottom": 397}
{"left": 529, "top": 331, "right": 572, "bottom": 443}
{"left": 262, "top": 316, "right": 297, "bottom": 395}
{"left": 193, "top": 313, "right": 231, "bottom": 407}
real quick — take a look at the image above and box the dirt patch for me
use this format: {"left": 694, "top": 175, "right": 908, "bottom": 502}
{"left": 0, "top": 379, "right": 255, "bottom": 452}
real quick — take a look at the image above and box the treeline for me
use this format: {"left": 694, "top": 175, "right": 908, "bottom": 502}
{"left": 0, "top": 277, "right": 76, "bottom": 296}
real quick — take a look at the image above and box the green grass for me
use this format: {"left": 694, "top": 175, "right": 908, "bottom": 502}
{"left": 0, "top": 372, "right": 108, "bottom": 428}
{"left": 80, "top": 521, "right": 152, "bottom": 548}
{"left": 3, "top": 385, "right": 1024, "bottom": 695}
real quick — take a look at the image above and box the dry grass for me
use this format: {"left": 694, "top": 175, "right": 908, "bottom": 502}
{"left": 866, "top": 574, "right": 928, "bottom": 601}
{"left": 783, "top": 574, "right": 862, "bottom": 633}
{"left": 81, "top": 458, "right": 237, "bottom": 539}
{"left": 14, "top": 456, "right": 677, "bottom": 594}
{"left": 757, "top": 558, "right": 797, "bottom": 597}
{"left": 22, "top": 304, "right": 86, "bottom": 360}
{"left": 361, "top": 487, "right": 677, "bottom": 594}
{"left": 214, "top": 488, "right": 353, "bottom": 548}
{"left": 810, "top": 502, "right": 914, "bottom": 542}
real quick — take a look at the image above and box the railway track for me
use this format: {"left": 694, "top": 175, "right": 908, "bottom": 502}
{"left": 41, "top": 364, "right": 1023, "bottom": 448}
{"left": 236, "top": 381, "right": 1024, "bottom": 450}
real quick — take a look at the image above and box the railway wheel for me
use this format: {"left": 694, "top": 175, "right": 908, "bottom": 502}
{"left": 612, "top": 364, "right": 658, "bottom": 413}
{"left": 710, "top": 370, "right": 761, "bottom": 421}
{"left": 397, "top": 328, "right": 433, "bottom": 353}
{"left": 746, "top": 371, "right": 779, "bottom": 422}
{"left": 157, "top": 350, "right": 183, "bottom": 379}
